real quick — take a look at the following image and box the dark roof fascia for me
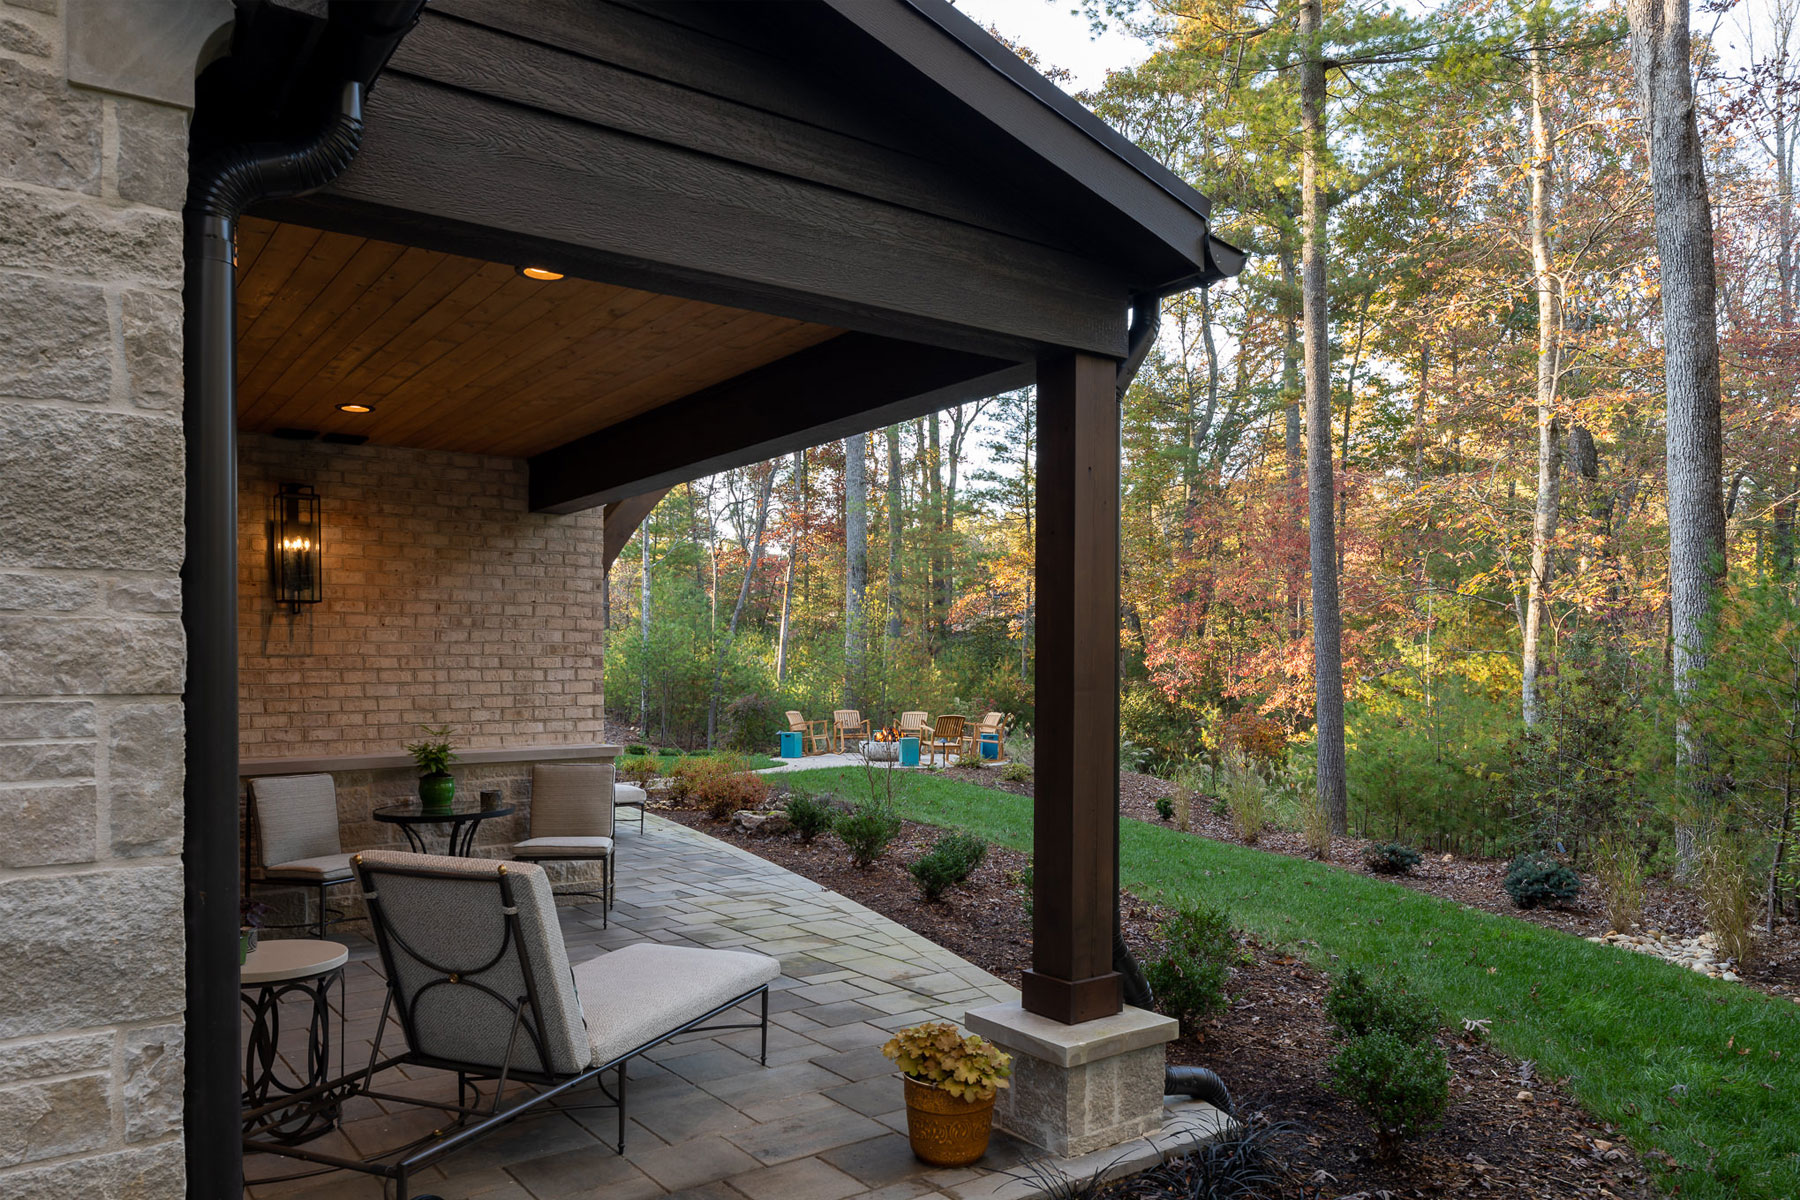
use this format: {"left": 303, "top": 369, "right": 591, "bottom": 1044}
{"left": 825, "top": 0, "right": 1242, "bottom": 286}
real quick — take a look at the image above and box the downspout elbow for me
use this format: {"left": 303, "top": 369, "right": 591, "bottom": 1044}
{"left": 188, "top": 79, "right": 366, "bottom": 231}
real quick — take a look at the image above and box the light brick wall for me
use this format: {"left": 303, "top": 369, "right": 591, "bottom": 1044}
{"left": 237, "top": 435, "right": 607, "bottom": 759}
{"left": 0, "top": 4, "right": 191, "bottom": 1196}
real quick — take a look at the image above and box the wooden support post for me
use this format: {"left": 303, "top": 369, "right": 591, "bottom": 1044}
{"left": 1024, "top": 350, "right": 1123, "bottom": 1025}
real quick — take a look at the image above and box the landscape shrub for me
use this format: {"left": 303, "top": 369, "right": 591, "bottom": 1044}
{"left": 1144, "top": 904, "right": 1235, "bottom": 1029}
{"left": 1011, "top": 859, "right": 1034, "bottom": 916}
{"left": 1325, "top": 967, "right": 1436, "bottom": 1042}
{"left": 836, "top": 797, "right": 902, "bottom": 867}
{"left": 1303, "top": 792, "right": 1333, "bottom": 860}
{"left": 624, "top": 743, "right": 649, "bottom": 756}
{"left": 1219, "top": 752, "right": 1269, "bottom": 844}
{"left": 1699, "top": 838, "right": 1760, "bottom": 968}
{"left": 909, "top": 832, "right": 988, "bottom": 900}
{"left": 1502, "top": 851, "right": 1581, "bottom": 909}
{"left": 658, "top": 746, "right": 681, "bottom": 757}
{"left": 617, "top": 755, "right": 659, "bottom": 786}
{"left": 1328, "top": 1031, "right": 1450, "bottom": 1160}
{"left": 669, "top": 755, "right": 769, "bottom": 819}
{"left": 1363, "top": 843, "right": 1421, "bottom": 875}
{"left": 1001, "top": 761, "right": 1031, "bottom": 783}
{"left": 784, "top": 792, "right": 838, "bottom": 845}
{"left": 1154, "top": 797, "right": 1175, "bottom": 821}
{"left": 1138, "top": 1115, "right": 1298, "bottom": 1200}
{"left": 1219, "top": 710, "right": 1288, "bottom": 771}
{"left": 1593, "top": 834, "right": 1646, "bottom": 932}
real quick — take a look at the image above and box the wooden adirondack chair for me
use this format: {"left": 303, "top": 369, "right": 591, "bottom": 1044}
{"left": 785, "top": 710, "right": 831, "bottom": 755}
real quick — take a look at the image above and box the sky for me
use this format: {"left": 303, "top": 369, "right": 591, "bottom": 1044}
{"left": 950, "top": 0, "right": 1151, "bottom": 93}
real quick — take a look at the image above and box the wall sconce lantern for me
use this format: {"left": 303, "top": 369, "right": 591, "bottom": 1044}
{"left": 271, "top": 483, "right": 323, "bottom": 611}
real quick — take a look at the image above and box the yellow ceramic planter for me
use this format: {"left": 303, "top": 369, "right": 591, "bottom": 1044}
{"left": 902, "top": 1076, "right": 996, "bottom": 1166}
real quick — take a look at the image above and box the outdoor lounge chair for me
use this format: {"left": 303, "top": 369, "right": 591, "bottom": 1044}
{"left": 832, "top": 709, "right": 872, "bottom": 753}
{"left": 786, "top": 710, "right": 831, "bottom": 755}
{"left": 241, "top": 850, "right": 779, "bottom": 1199}
{"left": 926, "top": 714, "right": 966, "bottom": 766}
{"left": 897, "top": 710, "right": 931, "bottom": 742}
{"left": 244, "top": 773, "right": 355, "bottom": 938}
{"left": 614, "top": 781, "right": 647, "bottom": 834}
{"left": 961, "top": 712, "right": 1009, "bottom": 761}
{"left": 514, "top": 763, "right": 617, "bottom": 925}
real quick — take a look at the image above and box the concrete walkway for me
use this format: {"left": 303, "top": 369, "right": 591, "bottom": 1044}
{"left": 244, "top": 816, "right": 1223, "bottom": 1200}
{"left": 759, "top": 751, "right": 1000, "bottom": 774}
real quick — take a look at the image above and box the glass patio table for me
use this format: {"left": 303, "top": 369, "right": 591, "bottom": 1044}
{"left": 372, "top": 797, "right": 514, "bottom": 857}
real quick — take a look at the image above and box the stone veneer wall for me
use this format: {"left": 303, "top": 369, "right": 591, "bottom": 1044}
{"left": 236, "top": 434, "right": 606, "bottom": 759}
{"left": 0, "top": 6, "right": 193, "bottom": 1197}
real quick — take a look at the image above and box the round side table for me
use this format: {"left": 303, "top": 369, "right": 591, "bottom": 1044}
{"left": 372, "top": 797, "right": 515, "bottom": 856}
{"left": 241, "top": 938, "right": 349, "bottom": 1144}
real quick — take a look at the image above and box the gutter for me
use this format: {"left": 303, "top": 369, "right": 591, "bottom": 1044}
{"left": 180, "top": 7, "right": 422, "bottom": 1197}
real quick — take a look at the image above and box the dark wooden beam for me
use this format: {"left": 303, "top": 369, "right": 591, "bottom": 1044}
{"left": 1024, "top": 350, "right": 1124, "bottom": 1025}
{"left": 602, "top": 489, "right": 668, "bottom": 570}
{"left": 529, "top": 333, "right": 1026, "bottom": 514}
{"left": 277, "top": 68, "right": 1129, "bottom": 359}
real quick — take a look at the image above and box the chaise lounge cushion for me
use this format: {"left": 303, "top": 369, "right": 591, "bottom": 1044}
{"left": 514, "top": 835, "right": 614, "bottom": 858}
{"left": 264, "top": 852, "right": 356, "bottom": 882}
{"left": 352, "top": 850, "right": 591, "bottom": 1076}
{"left": 614, "top": 784, "right": 647, "bottom": 809}
{"left": 573, "top": 943, "right": 780, "bottom": 1066}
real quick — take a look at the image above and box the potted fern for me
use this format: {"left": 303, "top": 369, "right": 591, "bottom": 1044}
{"left": 405, "top": 725, "right": 459, "bottom": 814}
{"left": 882, "top": 1021, "right": 1011, "bottom": 1166}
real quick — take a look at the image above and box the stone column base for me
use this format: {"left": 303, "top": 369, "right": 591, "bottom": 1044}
{"left": 964, "top": 1001, "right": 1177, "bottom": 1157}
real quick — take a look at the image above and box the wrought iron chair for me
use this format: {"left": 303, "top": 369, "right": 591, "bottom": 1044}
{"left": 244, "top": 773, "right": 356, "bottom": 938}
{"left": 513, "top": 763, "right": 617, "bottom": 925}
{"left": 241, "top": 850, "right": 779, "bottom": 1200}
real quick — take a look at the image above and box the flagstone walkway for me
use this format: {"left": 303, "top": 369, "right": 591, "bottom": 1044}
{"left": 243, "top": 816, "right": 1223, "bottom": 1200}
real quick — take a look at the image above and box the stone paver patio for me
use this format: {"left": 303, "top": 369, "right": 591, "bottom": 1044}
{"left": 244, "top": 816, "right": 1224, "bottom": 1200}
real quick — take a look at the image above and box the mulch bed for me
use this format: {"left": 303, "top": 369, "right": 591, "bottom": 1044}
{"left": 664, "top": 800, "right": 1659, "bottom": 1198}
{"left": 933, "top": 761, "right": 1800, "bottom": 999}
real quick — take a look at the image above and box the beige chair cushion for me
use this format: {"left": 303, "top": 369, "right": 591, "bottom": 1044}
{"left": 614, "top": 784, "right": 647, "bottom": 809}
{"left": 249, "top": 773, "right": 342, "bottom": 868}
{"left": 573, "top": 943, "right": 779, "bottom": 1066}
{"left": 531, "top": 763, "right": 615, "bottom": 840}
{"left": 353, "top": 850, "right": 591, "bottom": 1076}
{"left": 514, "top": 836, "right": 614, "bottom": 859}
{"left": 264, "top": 852, "right": 356, "bottom": 882}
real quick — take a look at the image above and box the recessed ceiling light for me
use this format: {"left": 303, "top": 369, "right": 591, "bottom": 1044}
{"left": 518, "top": 266, "right": 564, "bottom": 281}
{"left": 338, "top": 403, "right": 373, "bottom": 414}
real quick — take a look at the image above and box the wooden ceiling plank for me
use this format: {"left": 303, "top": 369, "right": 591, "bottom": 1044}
{"left": 238, "top": 239, "right": 411, "bottom": 402}
{"left": 235, "top": 222, "right": 323, "bottom": 330}
{"left": 237, "top": 232, "right": 368, "bottom": 384}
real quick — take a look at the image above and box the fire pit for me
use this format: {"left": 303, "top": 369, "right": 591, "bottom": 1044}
{"left": 863, "top": 727, "right": 918, "bottom": 766}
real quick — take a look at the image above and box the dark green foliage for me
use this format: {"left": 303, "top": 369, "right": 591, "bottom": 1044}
{"left": 784, "top": 792, "right": 838, "bottom": 844}
{"left": 658, "top": 746, "right": 681, "bottom": 757}
{"left": 1328, "top": 1032, "right": 1450, "bottom": 1159}
{"left": 625, "top": 743, "right": 649, "bottom": 756}
{"left": 1137, "top": 1116, "right": 1298, "bottom": 1200}
{"left": 1144, "top": 905, "right": 1235, "bottom": 1028}
{"left": 1325, "top": 967, "right": 1436, "bottom": 1042}
{"left": 723, "top": 693, "right": 780, "bottom": 754}
{"left": 1000, "top": 761, "right": 1031, "bottom": 783}
{"left": 908, "top": 832, "right": 988, "bottom": 901}
{"left": 1503, "top": 851, "right": 1581, "bottom": 909}
{"left": 1155, "top": 797, "right": 1176, "bottom": 821}
{"left": 835, "top": 797, "right": 902, "bottom": 867}
{"left": 1013, "top": 859, "right": 1034, "bottom": 917}
{"left": 1363, "top": 842, "right": 1422, "bottom": 875}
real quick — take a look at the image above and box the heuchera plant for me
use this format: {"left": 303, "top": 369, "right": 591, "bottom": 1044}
{"left": 881, "top": 1022, "right": 1012, "bottom": 1101}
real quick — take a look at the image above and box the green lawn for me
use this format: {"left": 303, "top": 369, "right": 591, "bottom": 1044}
{"left": 779, "top": 766, "right": 1800, "bottom": 1199}
{"left": 624, "top": 750, "right": 782, "bottom": 772}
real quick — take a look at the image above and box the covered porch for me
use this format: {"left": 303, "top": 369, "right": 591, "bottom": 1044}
{"left": 185, "top": 1, "right": 1242, "bottom": 1195}
{"left": 243, "top": 817, "right": 1225, "bottom": 1200}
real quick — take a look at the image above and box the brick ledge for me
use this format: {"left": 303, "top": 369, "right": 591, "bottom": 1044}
{"left": 240, "top": 743, "right": 621, "bottom": 776}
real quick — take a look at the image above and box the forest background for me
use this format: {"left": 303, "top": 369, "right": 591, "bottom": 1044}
{"left": 604, "top": 0, "right": 1800, "bottom": 914}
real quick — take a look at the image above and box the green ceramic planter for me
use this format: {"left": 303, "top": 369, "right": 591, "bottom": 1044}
{"left": 418, "top": 771, "right": 456, "bottom": 813}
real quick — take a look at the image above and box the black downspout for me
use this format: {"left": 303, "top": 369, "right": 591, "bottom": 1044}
{"left": 181, "top": 80, "right": 367, "bottom": 1200}
{"left": 1112, "top": 293, "right": 1159, "bottom": 1013}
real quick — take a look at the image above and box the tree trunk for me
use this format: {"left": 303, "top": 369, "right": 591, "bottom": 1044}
{"left": 844, "top": 433, "right": 868, "bottom": 709}
{"left": 1630, "top": 0, "right": 1727, "bottom": 856}
{"left": 776, "top": 450, "right": 804, "bottom": 683}
{"left": 1300, "top": 0, "right": 1349, "bottom": 836}
{"left": 1522, "top": 40, "right": 1564, "bottom": 728}
{"left": 886, "top": 425, "right": 902, "bottom": 639}
{"left": 639, "top": 519, "right": 651, "bottom": 733}
{"left": 707, "top": 465, "right": 775, "bottom": 747}
{"left": 927, "top": 413, "right": 946, "bottom": 639}
{"left": 1280, "top": 248, "right": 1303, "bottom": 484}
